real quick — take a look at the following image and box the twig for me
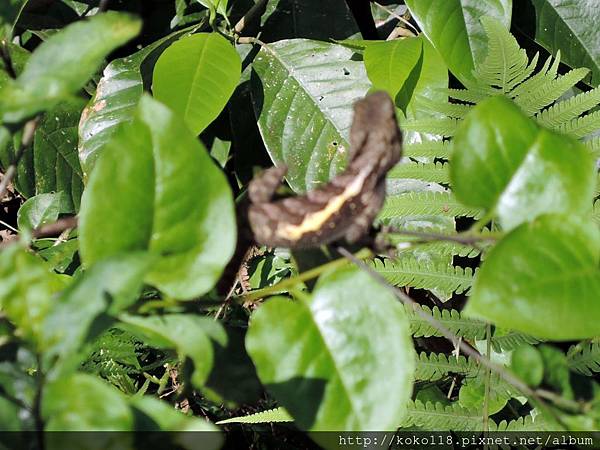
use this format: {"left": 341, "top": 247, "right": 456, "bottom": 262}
{"left": 238, "top": 248, "right": 372, "bottom": 303}
{"left": 0, "top": 117, "right": 40, "bottom": 202}
{"left": 386, "top": 227, "right": 499, "bottom": 247}
{"left": 32, "top": 216, "right": 78, "bottom": 239}
{"left": 372, "top": 2, "right": 419, "bottom": 35}
{"left": 336, "top": 246, "right": 583, "bottom": 422}
{"left": 234, "top": 0, "right": 268, "bottom": 36}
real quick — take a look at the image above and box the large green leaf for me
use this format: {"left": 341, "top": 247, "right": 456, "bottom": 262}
{"left": 79, "top": 29, "right": 190, "bottom": 176}
{"left": 528, "top": 0, "right": 600, "bottom": 86}
{"left": 43, "top": 373, "right": 133, "bottom": 432}
{"left": 251, "top": 39, "right": 371, "bottom": 193}
{"left": 246, "top": 266, "right": 415, "bottom": 431}
{"left": 0, "top": 12, "right": 141, "bottom": 123}
{"left": 451, "top": 96, "right": 595, "bottom": 231}
{"left": 465, "top": 214, "right": 600, "bottom": 340}
{"left": 79, "top": 96, "right": 236, "bottom": 299}
{"left": 153, "top": 33, "right": 241, "bottom": 135}
{"left": 119, "top": 314, "right": 226, "bottom": 388}
{"left": 0, "top": 245, "right": 67, "bottom": 346}
{"left": 364, "top": 37, "right": 423, "bottom": 111}
{"left": 405, "top": 0, "right": 512, "bottom": 83}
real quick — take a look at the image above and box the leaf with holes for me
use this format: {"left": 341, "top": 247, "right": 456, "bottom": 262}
{"left": 79, "top": 96, "right": 236, "bottom": 299}
{"left": 153, "top": 33, "right": 241, "bottom": 135}
{"left": 246, "top": 266, "right": 414, "bottom": 432}
{"left": 251, "top": 39, "right": 371, "bottom": 193}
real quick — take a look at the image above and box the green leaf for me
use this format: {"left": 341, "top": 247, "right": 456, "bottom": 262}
{"left": 364, "top": 37, "right": 423, "bottom": 110}
{"left": 153, "top": 33, "right": 240, "bottom": 135}
{"left": 246, "top": 266, "right": 415, "bottom": 431}
{"left": 251, "top": 39, "right": 371, "bottom": 193}
{"left": 43, "top": 373, "right": 133, "bottom": 431}
{"left": 42, "top": 253, "right": 152, "bottom": 377}
{"left": 33, "top": 101, "right": 85, "bottom": 210}
{"left": 79, "top": 96, "right": 236, "bottom": 299}
{"left": 118, "top": 314, "right": 226, "bottom": 388}
{"left": 405, "top": 0, "right": 512, "bottom": 83}
{"left": 528, "top": 0, "right": 600, "bottom": 86}
{"left": 465, "top": 214, "right": 600, "bottom": 340}
{"left": 79, "top": 28, "right": 191, "bottom": 176}
{"left": 17, "top": 191, "right": 72, "bottom": 231}
{"left": 0, "top": 245, "right": 67, "bottom": 346}
{"left": 451, "top": 96, "right": 595, "bottom": 231}
{"left": 0, "top": 12, "right": 142, "bottom": 122}
{"left": 511, "top": 345, "right": 544, "bottom": 387}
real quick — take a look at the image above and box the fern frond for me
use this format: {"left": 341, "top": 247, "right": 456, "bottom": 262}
{"left": 559, "top": 109, "right": 600, "bottom": 138}
{"left": 216, "top": 407, "right": 293, "bottom": 424}
{"left": 515, "top": 68, "right": 589, "bottom": 116}
{"left": 490, "top": 332, "right": 540, "bottom": 352}
{"left": 401, "top": 400, "right": 484, "bottom": 431}
{"left": 567, "top": 341, "right": 600, "bottom": 375}
{"left": 536, "top": 86, "right": 600, "bottom": 129}
{"left": 404, "top": 140, "right": 451, "bottom": 159}
{"left": 406, "top": 305, "right": 487, "bottom": 340}
{"left": 394, "top": 239, "right": 482, "bottom": 259}
{"left": 402, "top": 118, "right": 459, "bottom": 138}
{"left": 387, "top": 162, "right": 450, "bottom": 184}
{"left": 419, "top": 97, "right": 472, "bottom": 119}
{"left": 585, "top": 137, "right": 600, "bottom": 157}
{"left": 492, "top": 414, "right": 548, "bottom": 431}
{"left": 474, "top": 16, "right": 530, "bottom": 94}
{"left": 509, "top": 53, "right": 560, "bottom": 99}
{"left": 372, "top": 256, "right": 474, "bottom": 295}
{"left": 445, "top": 87, "right": 486, "bottom": 104}
{"left": 379, "top": 191, "right": 482, "bottom": 220}
{"left": 415, "top": 352, "right": 478, "bottom": 381}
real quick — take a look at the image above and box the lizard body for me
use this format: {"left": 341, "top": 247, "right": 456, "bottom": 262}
{"left": 248, "top": 91, "right": 402, "bottom": 249}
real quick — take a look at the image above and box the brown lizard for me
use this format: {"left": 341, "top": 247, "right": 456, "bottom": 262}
{"left": 247, "top": 91, "right": 402, "bottom": 249}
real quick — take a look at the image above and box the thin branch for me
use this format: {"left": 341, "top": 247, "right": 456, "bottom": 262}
{"left": 238, "top": 248, "right": 372, "bottom": 303}
{"left": 385, "top": 227, "right": 499, "bottom": 246}
{"left": 0, "top": 117, "right": 40, "bottom": 202}
{"left": 336, "top": 246, "right": 583, "bottom": 422}
{"left": 234, "top": 0, "right": 268, "bottom": 36}
{"left": 32, "top": 216, "right": 78, "bottom": 239}
{"left": 372, "top": 2, "right": 419, "bottom": 35}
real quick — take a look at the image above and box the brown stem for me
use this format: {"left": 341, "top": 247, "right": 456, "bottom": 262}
{"left": 32, "top": 216, "right": 78, "bottom": 239}
{"left": 234, "top": 0, "right": 268, "bottom": 36}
